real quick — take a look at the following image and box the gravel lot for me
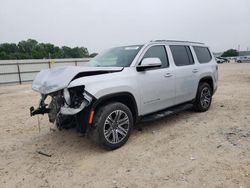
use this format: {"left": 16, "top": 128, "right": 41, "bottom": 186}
{"left": 0, "top": 63, "right": 250, "bottom": 188}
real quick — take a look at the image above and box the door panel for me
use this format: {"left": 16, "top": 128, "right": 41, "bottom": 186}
{"left": 137, "top": 68, "right": 175, "bottom": 115}
{"left": 174, "top": 65, "right": 198, "bottom": 104}
{"left": 136, "top": 45, "right": 175, "bottom": 115}
{"left": 169, "top": 45, "right": 199, "bottom": 104}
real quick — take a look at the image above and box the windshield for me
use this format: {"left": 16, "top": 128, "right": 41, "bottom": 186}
{"left": 88, "top": 45, "right": 142, "bottom": 67}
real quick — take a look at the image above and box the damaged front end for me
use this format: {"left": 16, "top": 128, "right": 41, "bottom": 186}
{"left": 30, "top": 86, "right": 93, "bottom": 131}
{"left": 30, "top": 66, "right": 123, "bottom": 132}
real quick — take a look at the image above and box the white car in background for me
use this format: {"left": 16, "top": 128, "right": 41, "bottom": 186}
{"left": 236, "top": 56, "right": 250, "bottom": 63}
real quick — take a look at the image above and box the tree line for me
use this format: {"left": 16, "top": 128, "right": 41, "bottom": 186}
{"left": 0, "top": 39, "right": 97, "bottom": 60}
{"left": 0, "top": 39, "right": 241, "bottom": 60}
{"left": 221, "top": 49, "right": 238, "bottom": 57}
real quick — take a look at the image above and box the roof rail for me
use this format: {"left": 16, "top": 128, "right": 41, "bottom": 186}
{"left": 151, "top": 40, "right": 204, "bottom": 45}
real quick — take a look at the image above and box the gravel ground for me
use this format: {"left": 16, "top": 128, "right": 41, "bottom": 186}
{"left": 0, "top": 63, "right": 250, "bottom": 188}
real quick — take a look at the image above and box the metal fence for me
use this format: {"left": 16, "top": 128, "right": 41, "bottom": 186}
{"left": 0, "top": 58, "right": 90, "bottom": 85}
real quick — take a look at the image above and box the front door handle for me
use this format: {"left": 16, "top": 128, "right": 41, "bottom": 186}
{"left": 192, "top": 69, "right": 198, "bottom": 73}
{"left": 164, "top": 73, "right": 173, "bottom": 77}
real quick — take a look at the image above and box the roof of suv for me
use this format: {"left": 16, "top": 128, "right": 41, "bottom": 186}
{"left": 148, "top": 40, "right": 206, "bottom": 46}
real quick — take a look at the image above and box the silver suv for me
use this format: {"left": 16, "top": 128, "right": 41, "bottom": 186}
{"left": 30, "top": 40, "right": 218, "bottom": 149}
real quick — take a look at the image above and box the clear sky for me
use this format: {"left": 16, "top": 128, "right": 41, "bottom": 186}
{"left": 0, "top": 0, "right": 249, "bottom": 53}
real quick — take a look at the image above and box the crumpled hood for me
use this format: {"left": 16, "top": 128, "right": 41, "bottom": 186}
{"left": 32, "top": 66, "right": 123, "bottom": 94}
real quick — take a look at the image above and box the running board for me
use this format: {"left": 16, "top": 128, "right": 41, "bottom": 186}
{"left": 140, "top": 103, "right": 193, "bottom": 123}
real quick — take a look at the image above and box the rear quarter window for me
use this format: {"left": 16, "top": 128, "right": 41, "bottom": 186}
{"left": 193, "top": 46, "right": 212, "bottom": 63}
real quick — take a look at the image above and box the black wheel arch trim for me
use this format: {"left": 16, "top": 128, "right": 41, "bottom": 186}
{"left": 198, "top": 76, "right": 214, "bottom": 94}
{"left": 90, "top": 92, "right": 139, "bottom": 122}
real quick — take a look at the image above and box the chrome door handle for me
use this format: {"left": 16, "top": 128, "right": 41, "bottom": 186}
{"left": 192, "top": 69, "right": 198, "bottom": 73}
{"left": 164, "top": 73, "right": 173, "bottom": 77}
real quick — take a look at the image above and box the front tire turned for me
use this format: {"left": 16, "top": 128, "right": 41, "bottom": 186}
{"left": 92, "top": 102, "right": 133, "bottom": 150}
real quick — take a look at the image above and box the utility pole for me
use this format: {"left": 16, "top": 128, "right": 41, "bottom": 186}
{"left": 238, "top": 45, "right": 240, "bottom": 56}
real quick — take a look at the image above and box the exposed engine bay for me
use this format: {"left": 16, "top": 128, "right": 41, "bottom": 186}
{"left": 30, "top": 86, "right": 93, "bottom": 130}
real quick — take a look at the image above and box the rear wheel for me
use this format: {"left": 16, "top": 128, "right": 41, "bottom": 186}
{"left": 92, "top": 102, "right": 133, "bottom": 150}
{"left": 194, "top": 82, "right": 212, "bottom": 112}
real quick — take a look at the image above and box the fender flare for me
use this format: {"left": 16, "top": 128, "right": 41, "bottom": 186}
{"left": 197, "top": 76, "right": 214, "bottom": 95}
{"left": 90, "top": 92, "right": 139, "bottom": 121}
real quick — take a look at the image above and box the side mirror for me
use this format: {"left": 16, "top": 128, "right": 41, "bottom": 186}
{"left": 136, "top": 57, "right": 162, "bottom": 71}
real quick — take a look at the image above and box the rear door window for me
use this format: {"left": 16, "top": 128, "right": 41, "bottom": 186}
{"left": 193, "top": 46, "right": 212, "bottom": 63}
{"left": 170, "top": 45, "right": 194, "bottom": 66}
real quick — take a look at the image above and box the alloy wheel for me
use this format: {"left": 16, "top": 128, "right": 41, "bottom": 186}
{"left": 200, "top": 87, "right": 211, "bottom": 109}
{"left": 103, "top": 110, "right": 130, "bottom": 144}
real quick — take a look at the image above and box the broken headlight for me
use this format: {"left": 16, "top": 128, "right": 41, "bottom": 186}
{"left": 60, "top": 86, "right": 92, "bottom": 115}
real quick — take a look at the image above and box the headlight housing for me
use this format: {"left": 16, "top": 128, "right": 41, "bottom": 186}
{"left": 60, "top": 86, "right": 92, "bottom": 115}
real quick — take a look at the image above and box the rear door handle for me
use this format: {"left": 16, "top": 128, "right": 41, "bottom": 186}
{"left": 164, "top": 73, "right": 173, "bottom": 77}
{"left": 192, "top": 69, "right": 198, "bottom": 73}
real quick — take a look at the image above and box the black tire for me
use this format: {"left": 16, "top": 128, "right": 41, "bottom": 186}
{"left": 91, "top": 102, "right": 133, "bottom": 150}
{"left": 193, "top": 82, "right": 212, "bottom": 112}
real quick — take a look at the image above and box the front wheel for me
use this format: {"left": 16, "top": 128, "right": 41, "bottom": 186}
{"left": 92, "top": 102, "right": 133, "bottom": 150}
{"left": 193, "top": 82, "right": 212, "bottom": 112}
